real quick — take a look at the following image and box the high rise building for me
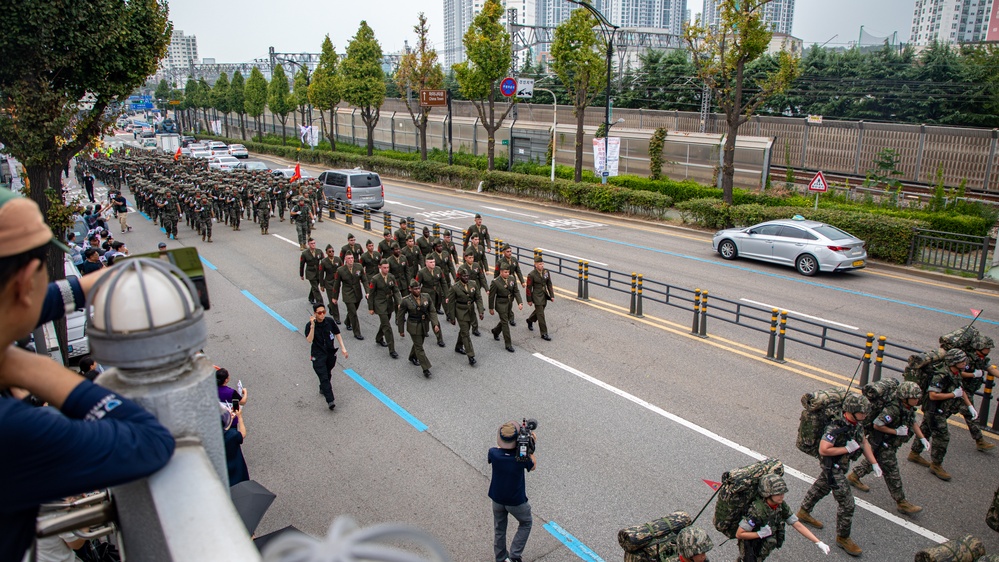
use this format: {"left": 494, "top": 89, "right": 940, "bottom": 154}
{"left": 162, "top": 30, "right": 199, "bottom": 77}
{"left": 910, "top": 0, "right": 996, "bottom": 45}
{"left": 699, "top": 0, "right": 794, "bottom": 35}
{"left": 610, "top": 0, "right": 688, "bottom": 34}
{"left": 443, "top": 0, "right": 536, "bottom": 68}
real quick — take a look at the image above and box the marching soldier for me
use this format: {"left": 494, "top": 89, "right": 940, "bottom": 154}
{"left": 359, "top": 239, "right": 382, "bottom": 278}
{"left": 378, "top": 228, "right": 396, "bottom": 256}
{"left": 255, "top": 188, "right": 271, "bottom": 234}
{"left": 397, "top": 280, "right": 440, "bottom": 378}
{"left": 488, "top": 266, "right": 523, "bottom": 353}
{"left": 300, "top": 238, "right": 324, "bottom": 304}
{"left": 394, "top": 218, "right": 411, "bottom": 249}
{"left": 464, "top": 213, "right": 492, "bottom": 251}
{"left": 416, "top": 226, "right": 434, "bottom": 258}
{"left": 415, "top": 255, "right": 447, "bottom": 348}
{"left": 367, "top": 259, "right": 402, "bottom": 359}
{"left": 158, "top": 191, "right": 182, "bottom": 240}
{"left": 526, "top": 256, "right": 554, "bottom": 341}
{"left": 198, "top": 194, "right": 214, "bottom": 243}
{"left": 319, "top": 244, "right": 343, "bottom": 324}
{"left": 446, "top": 268, "right": 484, "bottom": 366}
{"left": 340, "top": 233, "right": 363, "bottom": 263}
{"left": 290, "top": 196, "right": 313, "bottom": 250}
{"left": 493, "top": 244, "right": 524, "bottom": 326}
{"left": 466, "top": 234, "right": 489, "bottom": 276}
{"left": 908, "top": 348, "right": 973, "bottom": 481}
{"left": 458, "top": 251, "right": 487, "bottom": 337}
{"left": 332, "top": 253, "right": 367, "bottom": 340}
{"left": 401, "top": 236, "right": 422, "bottom": 282}
{"left": 433, "top": 240, "right": 456, "bottom": 285}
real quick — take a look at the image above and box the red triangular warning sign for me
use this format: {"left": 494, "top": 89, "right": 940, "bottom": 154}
{"left": 808, "top": 171, "right": 828, "bottom": 192}
{"left": 703, "top": 479, "right": 722, "bottom": 491}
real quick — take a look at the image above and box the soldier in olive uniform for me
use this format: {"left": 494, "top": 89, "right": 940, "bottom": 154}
{"left": 319, "top": 245, "right": 342, "bottom": 324}
{"left": 387, "top": 244, "right": 409, "bottom": 284}
{"left": 300, "top": 238, "right": 324, "bottom": 304}
{"left": 526, "top": 256, "right": 554, "bottom": 341}
{"left": 433, "top": 240, "right": 456, "bottom": 285}
{"left": 415, "top": 255, "right": 447, "bottom": 348}
{"left": 394, "top": 218, "right": 411, "bottom": 249}
{"left": 378, "top": 228, "right": 396, "bottom": 256}
{"left": 158, "top": 192, "right": 182, "bottom": 240}
{"left": 401, "top": 236, "right": 422, "bottom": 282}
{"left": 274, "top": 182, "right": 287, "bottom": 221}
{"left": 291, "top": 196, "right": 313, "bottom": 250}
{"left": 493, "top": 245, "right": 524, "bottom": 326}
{"left": 908, "top": 348, "right": 974, "bottom": 481}
{"left": 488, "top": 266, "right": 523, "bottom": 352}
{"left": 458, "top": 251, "right": 487, "bottom": 337}
{"left": 797, "top": 394, "right": 879, "bottom": 557}
{"left": 360, "top": 240, "right": 382, "bottom": 278}
{"left": 255, "top": 188, "right": 271, "bottom": 234}
{"left": 340, "top": 234, "right": 363, "bottom": 263}
{"left": 198, "top": 194, "right": 214, "bottom": 242}
{"left": 226, "top": 188, "right": 242, "bottom": 230}
{"left": 441, "top": 230, "right": 459, "bottom": 265}
{"left": 848, "top": 381, "right": 926, "bottom": 515}
{"left": 446, "top": 268, "right": 484, "bottom": 366}
{"left": 416, "top": 226, "right": 434, "bottom": 258}
{"left": 737, "top": 474, "right": 829, "bottom": 561}
{"left": 397, "top": 280, "right": 440, "bottom": 378}
{"left": 466, "top": 234, "right": 489, "bottom": 276}
{"left": 332, "top": 253, "right": 367, "bottom": 340}
{"left": 367, "top": 259, "right": 402, "bottom": 359}
{"left": 463, "top": 213, "right": 492, "bottom": 251}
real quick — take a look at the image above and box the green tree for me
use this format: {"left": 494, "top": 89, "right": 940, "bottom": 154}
{"left": 155, "top": 78, "right": 171, "bottom": 108}
{"left": 182, "top": 76, "right": 199, "bottom": 132}
{"left": 309, "top": 35, "right": 340, "bottom": 150}
{"left": 228, "top": 71, "right": 246, "bottom": 140}
{"left": 340, "top": 21, "right": 386, "bottom": 156}
{"left": 196, "top": 78, "right": 212, "bottom": 132}
{"left": 396, "top": 13, "right": 445, "bottom": 160}
{"left": 211, "top": 72, "right": 231, "bottom": 136}
{"left": 685, "top": 0, "right": 799, "bottom": 202}
{"left": 550, "top": 8, "right": 606, "bottom": 182}
{"left": 268, "top": 64, "right": 294, "bottom": 144}
{"left": 245, "top": 67, "right": 268, "bottom": 140}
{"left": 452, "top": 0, "right": 515, "bottom": 170}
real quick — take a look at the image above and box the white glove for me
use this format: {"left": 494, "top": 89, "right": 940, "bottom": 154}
{"left": 845, "top": 440, "right": 860, "bottom": 453}
{"left": 968, "top": 405, "right": 978, "bottom": 420}
{"left": 973, "top": 369, "right": 986, "bottom": 378}
{"left": 920, "top": 438, "right": 930, "bottom": 450}
{"left": 953, "top": 387, "right": 964, "bottom": 398}
{"left": 872, "top": 463, "right": 883, "bottom": 478}
{"left": 756, "top": 525, "right": 772, "bottom": 539}
{"left": 895, "top": 426, "right": 909, "bottom": 437}
{"left": 816, "top": 541, "right": 831, "bottom": 555}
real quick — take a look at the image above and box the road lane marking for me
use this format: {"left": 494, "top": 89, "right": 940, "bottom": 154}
{"left": 537, "top": 248, "right": 607, "bottom": 266}
{"left": 739, "top": 298, "right": 859, "bottom": 330}
{"left": 482, "top": 205, "right": 539, "bottom": 218}
{"left": 385, "top": 199, "right": 424, "bottom": 210}
{"left": 343, "top": 369, "right": 427, "bottom": 431}
{"left": 200, "top": 257, "right": 217, "bottom": 271}
{"left": 544, "top": 521, "right": 604, "bottom": 562}
{"left": 534, "top": 353, "right": 948, "bottom": 545}
{"left": 241, "top": 290, "right": 298, "bottom": 331}
{"left": 272, "top": 234, "right": 299, "bottom": 246}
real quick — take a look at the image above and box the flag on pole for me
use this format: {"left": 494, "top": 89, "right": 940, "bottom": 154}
{"left": 971, "top": 308, "right": 983, "bottom": 318}
{"left": 703, "top": 479, "right": 722, "bottom": 491}
{"left": 174, "top": 146, "right": 181, "bottom": 162}
{"left": 290, "top": 162, "right": 301, "bottom": 182}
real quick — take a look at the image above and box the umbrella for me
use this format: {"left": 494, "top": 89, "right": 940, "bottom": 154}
{"left": 229, "top": 480, "right": 276, "bottom": 535}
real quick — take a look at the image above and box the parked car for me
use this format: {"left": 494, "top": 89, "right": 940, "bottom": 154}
{"left": 318, "top": 169, "right": 385, "bottom": 212}
{"left": 209, "top": 156, "right": 241, "bottom": 171}
{"left": 227, "top": 144, "right": 249, "bottom": 158}
{"left": 712, "top": 216, "right": 867, "bottom": 276}
{"left": 235, "top": 161, "right": 269, "bottom": 172}
{"left": 271, "top": 168, "right": 313, "bottom": 180}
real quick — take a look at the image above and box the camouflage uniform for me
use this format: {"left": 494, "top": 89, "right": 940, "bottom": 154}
{"left": 290, "top": 198, "right": 311, "bottom": 249}
{"left": 799, "top": 417, "right": 865, "bottom": 538}
{"left": 198, "top": 197, "right": 213, "bottom": 242}
{"left": 159, "top": 193, "right": 181, "bottom": 240}
{"left": 738, "top": 497, "right": 795, "bottom": 561}
{"left": 961, "top": 350, "right": 990, "bottom": 443}
{"left": 988, "top": 484, "right": 999, "bottom": 532}
{"left": 662, "top": 526, "right": 713, "bottom": 562}
{"left": 853, "top": 399, "right": 917, "bottom": 504}
{"left": 910, "top": 362, "right": 963, "bottom": 466}
{"left": 255, "top": 190, "right": 270, "bottom": 234}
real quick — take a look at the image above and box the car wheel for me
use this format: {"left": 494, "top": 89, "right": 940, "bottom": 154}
{"left": 718, "top": 239, "right": 738, "bottom": 260}
{"left": 795, "top": 254, "right": 819, "bottom": 276}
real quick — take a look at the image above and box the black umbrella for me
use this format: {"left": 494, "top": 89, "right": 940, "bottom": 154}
{"left": 229, "top": 480, "right": 276, "bottom": 535}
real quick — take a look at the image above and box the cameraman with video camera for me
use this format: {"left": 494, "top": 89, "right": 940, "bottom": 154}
{"left": 488, "top": 419, "right": 538, "bottom": 562}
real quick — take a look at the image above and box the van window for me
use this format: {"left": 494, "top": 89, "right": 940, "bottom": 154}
{"left": 328, "top": 173, "right": 347, "bottom": 187}
{"left": 350, "top": 174, "right": 381, "bottom": 188}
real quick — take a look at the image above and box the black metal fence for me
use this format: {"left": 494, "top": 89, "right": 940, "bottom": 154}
{"left": 908, "top": 229, "right": 991, "bottom": 279}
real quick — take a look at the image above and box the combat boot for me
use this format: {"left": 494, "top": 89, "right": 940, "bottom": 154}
{"left": 795, "top": 509, "right": 823, "bottom": 529}
{"left": 206, "top": 237, "right": 212, "bottom": 243}
{"left": 836, "top": 536, "right": 862, "bottom": 557}
{"left": 907, "top": 451, "right": 931, "bottom": 467}
{"left": 977, "top": 438, "right": 995, "bottom": 451}
{"left": 847, "top": 472, "right": 869, "bottom": 492}
{"left": 896, "top": 500, "right": 922, "bottom": 514}
{"left": 929, "top": 463, "right": 952, "bottom": 481}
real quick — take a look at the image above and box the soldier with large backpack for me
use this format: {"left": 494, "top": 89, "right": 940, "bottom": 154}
{"left": 796, "top": 393, "right": 878, "bottom": 557}
{"left": 940, "top": 326, "right": 996, "bottom": 452}
{"left": 735, "top": 474, "right": 829, "bottom": 561}
{"left": 847, "top": 381, "right": 928, "bottom": 515}
{"left": 908, "top": 348, "right": 974, "bottom": 481}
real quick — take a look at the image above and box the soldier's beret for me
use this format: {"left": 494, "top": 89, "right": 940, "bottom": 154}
{"left": 379, "top": 259, "right": 389, "bottom": 265}
{"left": 366, "top": 239, "right": 373, "bottom": 245}
{"left": 474, "top": 213, "right": 482, "bottom": 219}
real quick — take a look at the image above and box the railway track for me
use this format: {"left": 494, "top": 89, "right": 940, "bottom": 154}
{"left": 769, "top": 166, "right": 999, "bottom": 204}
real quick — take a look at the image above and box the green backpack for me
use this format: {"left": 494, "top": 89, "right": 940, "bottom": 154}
{"left": 796, "top": 388, "right": 848, "bottom": 458}
{"left": 713, "top": 458, "right": 783, "bottom": 539}
{"left": 939, "top": 325, "right": 980, "bottom": 353}
{"left": 860, "top": 378, "right": 900, "bottom": 429}
{"left": 619, "top": 511, "right": 692, "bottom": 562}
{"left": 902, "top": 349, "right": 947, "bottom": 397}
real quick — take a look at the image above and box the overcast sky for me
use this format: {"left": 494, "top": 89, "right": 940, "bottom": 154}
{"left": 165, "top": 0, "right": 914, "bottom": 63}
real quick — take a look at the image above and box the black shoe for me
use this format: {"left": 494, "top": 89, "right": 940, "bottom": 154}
{"left": 410, "top": 357, "right": 420, "bottom": 366}
{"left": 542, "top": 334, "right": 552, "bottom": 341}
{"left": 509, "top": 319, "right": 516, "bottom": 326}
{"left": 437, "top": 340, "right": 445, "bottom": 348}
{"left": 377, "top": 340, "right": 388, "bottom": 347}
{"left": 455, "top": 347, "right": 466, "bottom": 354}
{"left": 423, "top": 369, "right": 432, "bottom": 378}
{"left": 526, "top": 319, "right": 534, "bottom": 331}
{"left": 506, "top": 346, "right": 515, "bottom": 353}
{"left": 493, "top": 331, "right": 500, "bottom": 341}
{"left": 354, "top": 334, "right": 364, "bottom": 340}
{"left": 472, "top": 330, "right": 481, "bottom": 337}
{"left": 468, "top": 356, "right": 476, "bottom": 366}
{"left": 327, "top": 401, "right": 336, "bottom": 410}
{"left": 345, "top": 323, "right": 352, "bottom": 331}
{"left": 390, "top": 351, "right": 399, "bottom": 359}
{"left": 333, "top": 318, "right": 341, "bottom": 325}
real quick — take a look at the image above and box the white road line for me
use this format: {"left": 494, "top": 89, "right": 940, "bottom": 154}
{"left": 272, "top": 234, "right": 299, "bottom": 246}
{"left": 739, "top": 299, "right": 859, "bottom": 330}
{"left": 384, "top": 200, "right": 424, "bottom": 210}
{"left": 482, "top": 205, "right": 539, "bottom": 218}
{"left": 533, "top": 353, "right": 948, "bottom": 545}
{"left": 536, "top": 248, "right": 607, "bottom": 266}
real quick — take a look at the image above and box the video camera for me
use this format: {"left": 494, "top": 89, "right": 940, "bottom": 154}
{"left": 516, "top": 418, "right": 538, "bottom": 462}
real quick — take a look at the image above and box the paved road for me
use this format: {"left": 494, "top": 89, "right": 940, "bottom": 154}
{"left": 74, "top": 139, "right": 999, "bottom": 561}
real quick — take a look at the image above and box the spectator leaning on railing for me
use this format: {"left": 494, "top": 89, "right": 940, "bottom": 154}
{"left": 0, "top": 189, "right": 175, "bottom": 560}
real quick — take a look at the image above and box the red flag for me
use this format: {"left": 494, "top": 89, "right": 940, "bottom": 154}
{"left": 290, "top": 162, "right": 302, "bottom": 182}
{"left": 173, "top": 146, "right": 181, "bottom": 161}
{"left": 971, "top": 308, "right": 983, "bottom": 318}
{"left": 703, "top": 479, "right": 722, "bottom": 491}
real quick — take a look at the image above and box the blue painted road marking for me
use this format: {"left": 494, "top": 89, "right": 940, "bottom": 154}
{"left": 544, "top": 521, "right": 604, "bottom": 562}
{"left": 241, "top": 290, "right": 298, "bottom": 331}
{"left": 200, "top": 257, "right": 217, "bottom": 270}
{"left": 343, "top": 369, "right": 428, "bottom": 431}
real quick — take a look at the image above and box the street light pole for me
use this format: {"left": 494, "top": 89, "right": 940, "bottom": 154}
{"left": 566, "top": 0, "right": 618, "bottom": 184}
{"left": 535, "top": 88, "right": 557, "bottom": 182}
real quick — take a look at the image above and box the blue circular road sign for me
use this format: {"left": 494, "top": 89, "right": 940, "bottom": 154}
{"left": 500, "top": 77, "right": 517, "bottom": 97}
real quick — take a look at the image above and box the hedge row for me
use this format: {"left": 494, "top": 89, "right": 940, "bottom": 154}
{"left": 675, "top": 199, "right": 923, "bottom": 263}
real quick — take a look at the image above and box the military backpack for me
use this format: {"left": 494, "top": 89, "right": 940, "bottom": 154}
{"left": 988, "top": 485, "right": 999, "bottom": 533}
{"left": 939, "top": 324, "right": 981, "bottom": 354}
{"left": 902, "top": 348, "right": 947, "bottom": 397}
{"left": 712, "top": 458, "right": 783, "bottom": 539}
{"left": 618, "top": 511, "right": 691, "bottom": 561}
{"left": 860, "top": 378, "right": 900, "bottom": 429}
{"left": 796, "top": 388, "right": 849, "bottom": 458}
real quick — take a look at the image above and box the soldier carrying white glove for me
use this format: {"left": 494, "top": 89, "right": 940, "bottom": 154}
{"left": 953, "top": 387, "right": 964, "bottom": 398}
{"left": 815, "top": 541, "right": 831, "bottom": 555}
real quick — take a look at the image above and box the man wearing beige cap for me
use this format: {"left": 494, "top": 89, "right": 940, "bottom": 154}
{"left": 488, "top": 421, "right": 537, "bottom": 562}
{"left": 0, "top": 189, "right": 175, "bottom": 560}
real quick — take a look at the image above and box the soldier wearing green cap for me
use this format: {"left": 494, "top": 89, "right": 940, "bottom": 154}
{"left": 397, "top": 280, "right": 440, "bottom": 378}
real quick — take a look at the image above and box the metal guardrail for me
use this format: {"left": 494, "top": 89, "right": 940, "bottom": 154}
{"left": 907, "top": 228, "right": 991, "bottom": 279}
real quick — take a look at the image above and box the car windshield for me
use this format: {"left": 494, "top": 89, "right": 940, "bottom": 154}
{"left": 244, "top": 162, "right": 266, "bottom": 170}
{"left": 812, "top": 225, "right": 853, "bottom": 241}
{"left": 350, "top": 174, "right": 380, "bottom": 187}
